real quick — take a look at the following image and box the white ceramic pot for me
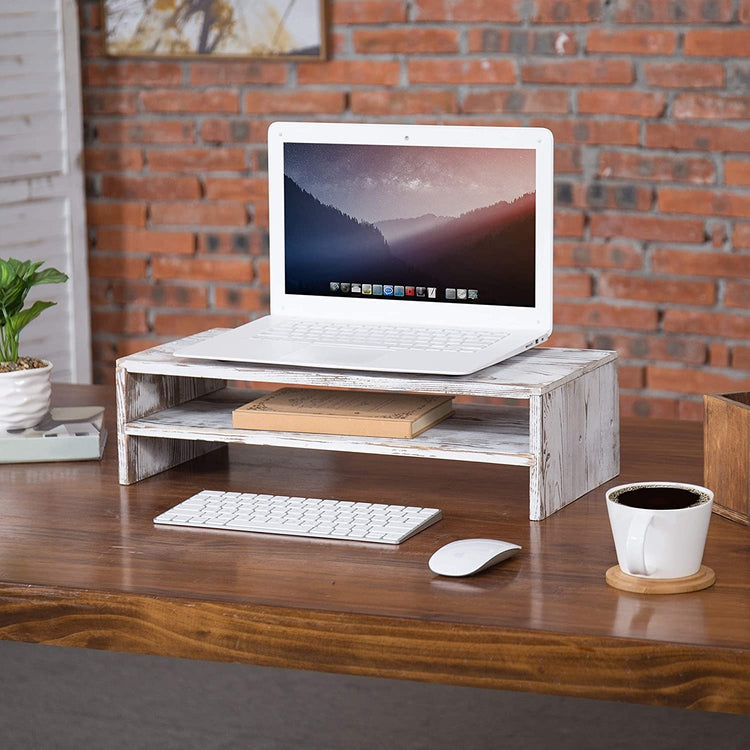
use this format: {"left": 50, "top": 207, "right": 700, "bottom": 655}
{"left": 0, "top": 361, "right": 53, "bottom": 430}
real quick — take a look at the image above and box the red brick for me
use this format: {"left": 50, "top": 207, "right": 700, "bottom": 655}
{"left": 298, "top": 60, "right": 400, "bottom": 85}
{"left": 554, "top": 210, "right": 585, "bottom": 237}
{"left": 408, "top": 59, "right": 516, "bottom": 85}
{"left": 555, "top": 145, "right": 583, "bottom": 174}
{"left": 84, "top": 147, "right": 143, "bottom": 171}
{"left": 331, "top": 1, "right": 407, "bottom": 23}
{"left": 646, "top": 123, "right": 750, "bottom": 153}
{"left": 726, "top": 160, "right": 750, "bottom": 187}
{"left": 545, "top": 330, "right": 588, "bottom": 348}
{"left": 96, "top": 120, "right": 196, "bottom": 144}
{"left": 598, "top": 152, "right": 715, "bottom": 185}
{"left": 111, "top": 281, "right": 209, "bottom": 309}
{"left": 91, "top": 308, "right": 148, "bottom": 335}
{"left": 643, "top": 62, "right": 725, "bottom": 89}
{"left": 553, "top": 272, "right": 592, "bottom": 298}
{"left": 674, "top": 94, "right": 750, "bottom": 121}
{"left": 147, "top": 148, "right": 246, "bottom": 173}
{"left": 152, "top": 257, "right": 254, "bottom": 282}
{"left": 616, "top": 0, "right": 733, "bottom": 23}
{"left": 532, "top": 118, "right": 639, "bottom": 146}
{"left": 200, "top": 119, "right": 270, "bottom": 144}
{"left": 462, "top": 89, "right": 569, "bottom": 114}
{"left": 678, "top": 400, "right": 705, "bottom": 421}
{"left": 85, "top": 61, "right": 182, "bottom": 87}
{"left": 353, "top": 28, "right": 459, "bottom": 54}
{"left": 599, "top": 273, "right": 716, "bottom": 306}
{"left": 580, "top": 184, "right": 653, "bottom": 212}
{"left": 726, "top": 281, "right": 750, "bottom": 309}
{"left": 620, "top": 395, "right": 680, "bottom": 419}
{"left": 141, "top": 89, "right": 239, "bottom": 113}
{"left": 658, "top": 188, "right": 750, "bottom": 219}
{"left": 578, "top": 90, "right": 666, "bottom": 118}
{"left": 86, "top": 202, "right": 146, "bottom": 227}
{"left": 734, "top": 224, "right": 750, "bottom": 249}
{"left": 521, "top": 59, "right": 633, "bottom": 85}
{"left": 585, "top": 29, "right": 676, "bottom": 54}
{"left": 555, "top": 241, "right": 644, "bottom": 270}
{"left": 685, "top": 30, "right": 750, "bottom": 57}
{"left": 652, "top": 249, "right": 750, "bottom": 278}
{"left": 197, "top": 232, "right": 260, "bottom": 255}
{"left": 663, "top": 310, "right": 750, "bottom": 339}
{"left": 618, "top": 365, "right": 646, "bottom": 390}
{"left": 113, "top": 338, "right": 171, "bottom": 358}
{"left": 709, "top": 342, "right": 730, "bottom": 368}
{"left": 467, "top": 28, "right": 578, "bottom": 55}
{"left": 243, "top": 91, "right": 346, "bottom": 114}
{"left": 150, "top": 203, "right": 248, "bottom": 227}
{"left": 189, "top": 62, "right": 286, "bottom": 86}
{"left": 204, "top": 179, "right": 268, "bottom": 202}
{"left": 414, "top": 0, "right": 523, "bottom": 22}
{"left": 100, "top": 175, "right": 201, "bottom": 200}
{"left": 734, "top": 346, "right": 750, "bottom": 370}
{"left": 742, "top": 0, "right": 750, "bottom": 22}
{"left": 153, "top": 312, "right": 249, "bottom": 337}
{"left": 556, "top": 301, "right": 658, "bottom": 330}
{"left": 88, "top": 255, "right": 148, "bottom": 279}
{"left": 84, "top": 91, "right": 138, "bottom": 115}
{"left": 589, "top": 213, "right": 705, "bottom": 243}
{"left": 97, "top": 228, "right": 194, "bottom": 255}
{"left": 590, "top": 333, "right": 707, "bottom": 365}
{"left": 257, "top": 258, "right": 270, "bottom": 285}
{"left": 647, "top": 366, "right": 750, "bottom": 395}
{"left": 350, "top": 90, "right": 458, "bottom": 115}
{"left": 214, "top": 286, "right": 269, "bottom": 312}
{"left": 533, "top": 0, "right": 601, "bottom": 23}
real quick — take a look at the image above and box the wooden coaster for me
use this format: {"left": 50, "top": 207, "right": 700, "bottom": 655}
{"left": 605, "top": 565, "right": 715, "bottom": 594}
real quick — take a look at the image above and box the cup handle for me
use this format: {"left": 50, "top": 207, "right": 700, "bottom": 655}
{"left": 624, "top": 513, "right": 653, "bottom": 576}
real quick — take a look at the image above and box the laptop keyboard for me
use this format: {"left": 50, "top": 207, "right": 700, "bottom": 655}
{"left": 254, "top": 321, "right": 508, "bottom": 353}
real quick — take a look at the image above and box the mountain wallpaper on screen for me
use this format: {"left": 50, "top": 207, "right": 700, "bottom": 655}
{"left": 283, "top": 142, "right": 536, "bottom": 307}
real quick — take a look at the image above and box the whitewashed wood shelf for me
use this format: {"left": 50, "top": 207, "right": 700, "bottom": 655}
{"left": 116, "top": 329, "right": 620, "bottom": 520}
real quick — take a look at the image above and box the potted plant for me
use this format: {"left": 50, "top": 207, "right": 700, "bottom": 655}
{"left": 0, "top": 258, "right": 68, "bottom": 429}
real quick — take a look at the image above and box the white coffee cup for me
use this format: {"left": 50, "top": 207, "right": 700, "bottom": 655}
{"left": 606, "top": 481, "right": 713, "bottom": 579}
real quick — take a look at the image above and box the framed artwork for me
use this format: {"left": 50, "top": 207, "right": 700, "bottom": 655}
{"left": 103, "top": 0, "right": 326, "bottom": 60}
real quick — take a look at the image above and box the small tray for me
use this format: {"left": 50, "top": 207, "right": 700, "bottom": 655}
{"left": 605, "top": 565, "right": 715, "bottom": 594}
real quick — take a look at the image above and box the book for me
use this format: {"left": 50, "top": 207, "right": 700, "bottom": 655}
{"left": 0, "top": 406, "right": 107, "bottom": 463}
{"left": 232, "top": 388, "right": 454, "bottom": 439}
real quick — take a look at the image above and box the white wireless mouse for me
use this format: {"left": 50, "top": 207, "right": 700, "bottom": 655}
{"left": 428, "top": 538, "right": 521, "bottom": 577}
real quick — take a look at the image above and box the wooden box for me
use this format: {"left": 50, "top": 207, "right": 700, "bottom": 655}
{"left": 704, "top": 391, "right": 750, "bottom": 526}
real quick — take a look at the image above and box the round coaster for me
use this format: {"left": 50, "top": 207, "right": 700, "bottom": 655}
{"left": 605, "top": 565, "right": 715, "bottom": 594}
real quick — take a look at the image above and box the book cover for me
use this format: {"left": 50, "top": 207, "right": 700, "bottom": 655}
{"left": 232, "top": 388, "right": 453, "bottom": 439}
{"left": 0, "top": 406, "right": 108, "bottom": 463}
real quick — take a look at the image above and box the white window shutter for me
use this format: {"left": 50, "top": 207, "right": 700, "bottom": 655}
{"left": 0, "top": 0, "right": 91, "bottom": 383}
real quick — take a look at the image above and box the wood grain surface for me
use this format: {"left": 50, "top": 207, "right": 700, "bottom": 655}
{"left": 0, "top": 384, "right": 748, "bottom": 714}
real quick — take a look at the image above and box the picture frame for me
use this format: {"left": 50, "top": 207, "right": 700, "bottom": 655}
{"left": 102, "top": 0, "right": 326, "bottom": 60}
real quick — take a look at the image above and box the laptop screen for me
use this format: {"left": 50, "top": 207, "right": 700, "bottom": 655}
{"left": 282, "top": 142, "right": 536, "bottom": 308}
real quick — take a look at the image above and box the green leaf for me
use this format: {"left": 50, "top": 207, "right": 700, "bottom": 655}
{"left": 6, "top": 300, "right": 56, "bottom": 335}
{"left": 32, "top": 267, "right": 68, "bottom": 285}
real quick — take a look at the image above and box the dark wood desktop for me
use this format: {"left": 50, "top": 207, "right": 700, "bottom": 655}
{"left": 0, "top": 384, "right": 747, "bottom": 714}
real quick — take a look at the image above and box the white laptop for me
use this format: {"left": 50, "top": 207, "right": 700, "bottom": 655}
{"left": 175, "top": 121, "right": 554, "bottom": 376}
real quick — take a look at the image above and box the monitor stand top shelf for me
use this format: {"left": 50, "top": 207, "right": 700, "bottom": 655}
{"left": 117, "top": 328, "right": 617, "bottom": 399}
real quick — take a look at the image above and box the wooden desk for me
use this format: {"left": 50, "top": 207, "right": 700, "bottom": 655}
{"left": 0, "top": 385, "right": 748, "bottom": 714}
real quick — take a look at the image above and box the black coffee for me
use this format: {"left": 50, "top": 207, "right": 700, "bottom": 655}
{"left": 613, "top": 486, "right": 704, "bottom": 511}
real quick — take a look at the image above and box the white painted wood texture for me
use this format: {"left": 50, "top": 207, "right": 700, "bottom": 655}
{"left": 116, "top": 332, "right": 620, "bottom": 519}
{"left": 0, "top": 0, "right": 91, "bottom": 382}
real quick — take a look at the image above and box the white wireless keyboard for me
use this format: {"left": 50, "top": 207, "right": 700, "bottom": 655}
{"left": 154, "top": 490, "right": 442, "bottom": 544}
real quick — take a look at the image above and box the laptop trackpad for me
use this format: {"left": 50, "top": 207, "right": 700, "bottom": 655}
{"left": 297, "top": 345, "right": 388, "bottom": 369}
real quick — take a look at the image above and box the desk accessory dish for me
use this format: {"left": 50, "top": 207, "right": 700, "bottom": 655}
{"left": 704, "top": 391, "right": 750, "bottom": 526}
{"left": 0, "top": 257, "right": 68, "bottom": 429}
{"left": 0, "top": 406, "right": 107, "bottom": 463}
{"left": 232, "top": 387, "right": 454, "bottom": 439}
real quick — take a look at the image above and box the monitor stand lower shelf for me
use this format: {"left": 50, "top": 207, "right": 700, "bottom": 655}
{"left": 115, "top": 329, "right": 620, "bottom": 521}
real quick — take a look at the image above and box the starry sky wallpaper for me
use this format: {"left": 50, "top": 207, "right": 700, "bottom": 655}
{"left": 282, "top": 142, "right": 537, "bottom": 307}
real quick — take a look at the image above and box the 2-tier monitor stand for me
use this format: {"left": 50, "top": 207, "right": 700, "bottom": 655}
{"left": 116, "top": 329, "right": 620, "bottom": 521}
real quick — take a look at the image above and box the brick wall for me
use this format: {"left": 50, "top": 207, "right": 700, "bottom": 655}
{"left": 79, "top": 0, "right": 749, "bottom": 418}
